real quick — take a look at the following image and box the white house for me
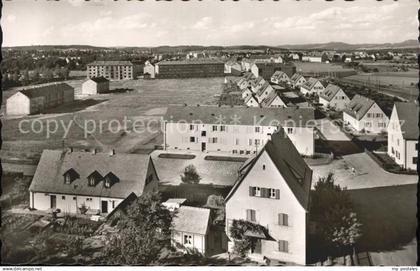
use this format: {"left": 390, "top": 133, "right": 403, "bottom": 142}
{"left": 318, "top": 84, "right": 350, "bottom": 111}
{"left": 255, "top": 82, "right": 274, "bottom": 102}
{"left": 290, "top": 74, "right": 306, "bottom": 88}
{"left": 260, "top": 91, "right": 287, "bottom": 108}
{"left": 242, "top": 88, "right": 253, "bottom": 99}
{"left": 271, "top": 71, "right": 290, "bottom": 85}
{"left": 250, "top": 77, "right": 267, "bottom": 94}
{"left": 387, "top": 102, "right": 419, "bottom": 170}
{"left": 29, "top": 149, "right": 159, "bottom": 215}
{"left": 6, "top": 82, "right": 74, "bottom": 116}
{"left": 163, "top": 105, "right": 315, "bottom": 156}
{"left": 81, "top": 77, "right": 110, "bottom": 95}
{"left": 171, "top": 206, "right": 212, "bottom": 255}
{"left": 237, "top": 72, "right": 256, "bottom": 90}
{"left": 143, "top": 61, "right": 156, "bottom": 79}
{"left": 244, "top": 95, "right": 260, "bottom": 107}
{"left": 300, "top": 78, "right": 325, "bottom": 96}
{"left": 343, "top": 95, "right": 389, "bottom": 134}
{"left": 225, "top": 61, "right": 243, "bottom": 75}
{"left": 225, "top": 131, "right": 312, "bottom": 265}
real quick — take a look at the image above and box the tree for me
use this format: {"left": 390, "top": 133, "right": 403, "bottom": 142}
{"left": 180, "top": 164, "right": 201, "bottom": 184}
{"left": 102, "top": 192, "right": 172, "bottom": 265}
{"left": 310, "top": 173, "right": 362, "bottom": 258}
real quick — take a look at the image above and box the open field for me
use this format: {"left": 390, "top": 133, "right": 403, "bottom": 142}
{"left": 1, "top": 78, "right": 224, "bottom": 162}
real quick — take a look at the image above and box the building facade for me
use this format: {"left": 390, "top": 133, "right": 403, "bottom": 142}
{"left": 29, "top": 150, "right": 159, "bottom": 214}
{"left": 318, "top": 84, "right": 350, "bottom": 111}
{"left": 163, "top": 106, "right": 315, "bottom": 156}
{"left": 87, "top": 61, "right": 134, "bottom": 80}
{"left": 387, "top": 102, "right": 419, "bottom": 170}
{"left": 155, "top": 60, "right": 225, "bottom": 78}
{"left": 6, "top": 82, "right": 74, "bottom": 115}
{"left": 143, "top": 61, "right": 156, "bottom": 79}
{"left": 251, "top": 63, "right": 297, "bottom": 81}
{"left": 300, "top": 78, "right": 325, "bottom": 95}
{"left": 225, "top": 131, "right": 312, "bottom": 265}
{"left": 343, "top": 95, "right": 389, "bottom": 133}
{"left": 81, "top": 77, "right": 110, "bottom": 95}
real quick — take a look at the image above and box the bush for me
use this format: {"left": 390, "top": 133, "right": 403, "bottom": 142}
{"left": 180, "top": 164, "right": 201, "bottom": 184}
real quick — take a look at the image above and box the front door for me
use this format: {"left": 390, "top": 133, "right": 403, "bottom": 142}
{"left": 50, "top": 195, "right": 56, "bottom": 209}
{"left": 201, "top": 142, "right": 206, "bottom": 152}
{"left": 101, "top": 200, "right": 108, "bottom": 213}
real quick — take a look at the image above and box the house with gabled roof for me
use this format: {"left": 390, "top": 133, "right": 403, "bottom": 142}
{"left": 81, "top": 77, "right": 110, "bottom": 95}
{"left": 250, "top": 76, "right": 267, "bottom": 94}
{"left": 143, "top": 61, "right": 156, "bottom": 79}
{"left": 318, "top": 84, "right": 350, "bottom": 111}
{"left": 242, "top": 88, "right": 254, "bottom": 100}
{"left": 290, "top": 74, "right": 306, "bottom": 88}
{"left": 260, "top": 91, "right": 287, "bottom": 108}
{"left": 6, "top": 82, "right": 74, "bottom": 116}
{"left": 343, "top": 95, "right": 389, "bottom": 133}
{"left": 225, "top": 130, "right": 312, "bottom": 265}
{"left": 255, "top": 81, "right": 274, "bottom": 102}
{"left": 270, "top": 71, "right": 290, "bottom": 85}
{"left": 387, "top": 102, "right": 419, "bottom": 170}
{"left": 225, "top": 60, "right": 243, "bottom": 75}
{"left": 29, "top": 149, "right": 159, "bottom": 215}
{"left": 300, "top": 78, "right": 325, "bottom": 95}
{"left": 244, "top": 94, "right": 260, "bottom": 107}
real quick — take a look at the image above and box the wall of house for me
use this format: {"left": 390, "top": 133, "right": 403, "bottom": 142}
{"left": 405, "top": 140, "right": 418, "bottom": 170}
{"left": 6, "top": 93, "right": 31, "bottom": 115}
{"left": 246, "top": 97, "right": 260, "bottom": 107}
{"left": 31, "top": 192, "right": 124, "bottom": 214}
{"left": 293, "top": 77, "right": 306, "bottom": 88}
{"left": 144, "top": 64, "right": 156, "bottom": 78}
{"left": 319, "top": 90, "right": 349, "bottom": 111}
{"left": 82, "top": 80, "right": 99, "bottom": 95}
{"left": 358, "top": 104, "right": 389, "bottom": 133}
{"left": 164, "top": 123, "right": 314, "bottom": 156}
{"left": 343, "top": 112, "right": 361, "bottom": 131}
{"left": 87, "top": 65, "right": 133, "bottom": 80}
{"left": 269, "top": 97, "right": 287, "bottom": 108}
{"left": 225, "top": 151, "right": 307, "bottom": 265}
{"left": 172, "top": 231, "right": 206, "bottom": 254}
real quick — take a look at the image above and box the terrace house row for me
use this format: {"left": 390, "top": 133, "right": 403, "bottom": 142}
{"left": 163, "top": 105, "right": 315, "bottom": 156}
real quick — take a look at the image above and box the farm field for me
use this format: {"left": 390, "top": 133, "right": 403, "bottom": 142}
{"left": 293, "top": 62, "right": 356, "bottom": 73}
{"left": 1, "top": 78, "right": 225, "bottom": 159}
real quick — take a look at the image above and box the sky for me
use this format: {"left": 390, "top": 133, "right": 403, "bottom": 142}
{"left": 2, "top": 0, "right": 418, "bottom": 47}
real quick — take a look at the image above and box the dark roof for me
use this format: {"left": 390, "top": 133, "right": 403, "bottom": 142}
{"left": 319, "top": 84, "right": 345, "bottom": 102}
{"left": 394, "top": 102, "right": 419, "bottom": 140}
{"left": 164, "top": 105, "right": 315, "bottom": 127}
{"left": 172, "top": 206, "right": 210, "bottom": 235}
{"left": 290, "top": 73, "right": 305, "bottom": 83}
{"left": 19, "top": 83, "right": 74, "bottom": 99}
{"left": 29, "top": 150, "right": 153, "bottom": 198}
{"left": 158, "top": 59, "right": 223, "bottom": 65}
{"left": 301, "top": 77, "right": 321, "bottom": 90}
{"left": 226, "top": 130, "right": 312, "bottom": 210}
{"left": 343, "top": 94, "right": 375, "bottom": 120}
{"left": 88, "top": 61, "right": 133, "bottom": 66}
{"left": 106, "top": 192, "right": 138, "bottom": 220}
{"left": 271, "top": 71, "right": 288, "bottom": 80}
{"left": 89, "top": 77, "right": 109, "bottom": 83}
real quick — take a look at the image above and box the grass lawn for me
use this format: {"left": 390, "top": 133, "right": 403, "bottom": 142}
{"left": 348, "top": 184, "right": 417, "bottom": 265}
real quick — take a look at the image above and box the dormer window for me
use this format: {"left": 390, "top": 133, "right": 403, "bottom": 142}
{"left": 103, "top": 172, "right": 119, "bottom": 188}
{"left": 63, "top": 168, "right": 80, "bottom": 184}
{"left": 87, "top": 170, "right": 103, "bottom": 187}
{"left": 64, "top": 174, "right": 71, "bottom": 184}
{"left": 104, "top": 178, "right": 111, "bottom": 188}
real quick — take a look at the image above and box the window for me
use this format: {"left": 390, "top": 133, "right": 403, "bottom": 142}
{"left": 255, "top": 187, "right": 261, "bottom": 197}
{"left": 249, "top": 139, "right": 253, "bottom": 146}
{"left": 413, "top": 157, "right": 418, "bottom": 164}
{"left": 269, "top": 188, "right": 277, "bottom": 199}
{"left": 254, "top": 139, "right": 260, "bottom": 146}
{"left": 416, "top": 143, "right": 418, "bottom": 151}
{"left": 287, "top": 127, "right": 293, "bottom": 134}
{"left": 246, "top": 209, "right": 256, "bottom": 222}
{"left": 255, "top": 127, "right": 260, "bottom": 133}
{"left": 278, "top": 240, "right": 289, "bottom": 252}
{"left": 89, "top": 177, "right": 96, "bottom": 186}
{"left": 240, "top": 150, "right": 244, "bottom": 154}
{"left": 190, "top": 137, "right": 195, "bottom": 143}
{"left": 212, "top": 125, "right": 218, "bottom": 131}
{"left": 201, "top": 131, "right": 207, "bottom": 137}
{"left": 183, "top": 234, "right": 192, "bottom": 245}
{"left": 112, "top": 201, "right": 115, "bottom": 209}
{"left": 104, "top": 178, "right": 111, "bottom": 188}
{"left": 391, "top": 147, "right": 394, "bottom": 154}
{"left": 62, "top": 196, "right": 66, "bottom": 200}
{"left": 189, "top": 124, "right": 195, "bottom": 131}
{"left": 278, "top": 213, "right": 289, "bottom": 226}
{"left": 376, "top": 113, "right": 382, "bottom": 118}
{"left": 220, "top": 126, "right": 226, "bottom": 132}
{"left": 367, "top": 113, "right": 372, "bottom": 118}
{"left": 211, "top": 137, "right": 218, "bottom": 143}
{"left": 233, "top": 150, "right": 238, "bottom": 154}
{"left": 262, "top": 164, "right": 266, "bottom": 170}
{"left": 73, "top": 197, "right": 76, "bottom": 200}
{"left": 64, "top": 174, "right": 71, "bottom": 184}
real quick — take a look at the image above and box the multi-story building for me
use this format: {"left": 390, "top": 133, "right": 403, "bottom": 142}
{"left": 87, "top": 61, "right": 134, "bottom": 80}
{"left": 29, "top": 149, "right": 159, "bottom": 214}
{"left": 318, "top": 84, "right": 350, "bottom": 111}
{"left": 163, "top": 105, "right": 315, "bottom": 156}
{"left": 6, "top": 82, "right": 74, "bottom": 115}
{"left": 225, "top": 130, "right": 312, "bottom": 265}
{"left": 343, "top": 95, "right": 389, "bottom": 134}
{"left": 387, "top": 102, "right": 419, "bottom": 170}
{"left": 155, "top": 59, "right": 225, "bottom": 78}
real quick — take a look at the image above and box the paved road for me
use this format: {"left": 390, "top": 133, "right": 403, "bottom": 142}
{"left": 315, "top": 118, "right": 350, "bottom": 141}
{"left": 311, "top": 152, "right": 418, "bottom": 190}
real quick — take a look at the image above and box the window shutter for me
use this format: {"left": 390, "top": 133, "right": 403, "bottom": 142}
{"left": 246, "top": 209, "right": 251, "bottom": 221}
{"left": 249, "top": 186, "right": 254, "bottom": 196}
{"left": 278, "top": 214, "right": 282, "bottom": 225}
{"left": 285, "top": 241, "right": 289, "bottom": 252}
{"left": 284, "top": 214, "right": 288, "bottom": 226}
{"left": 251, "top": 210, "right": 256, "bottom": 222}
{"left": 276, "top": 189, "right": 280, "bottom": 199}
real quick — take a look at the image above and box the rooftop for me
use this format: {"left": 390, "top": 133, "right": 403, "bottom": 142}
{"left": 29, "top": 150, "right": 153, "bottom": 199}
{"left": 88, "top": 76, "right": 109, "bottom": 83}
{"left": 343, "top": 94, "right": 376, "bottom": 120}
{"left": 319, "top": 84, "right": 345, "bottom": 102}
{"left": 301, "top": 77, "right": 321, "bottom": 90}
{"left": 19, "top": 82, "right": 74, "bottom": 99}
{"left": 172, "top": 206, "right": 210, "bottom": 235}
{"left": 88, "top": 61, "right": 133, "bottom": 66}
{"left": 157, "top": 59, "right": 224, "bottom": 65}
{"left": 394, "top": 102, "right": 419, "bottom": 140}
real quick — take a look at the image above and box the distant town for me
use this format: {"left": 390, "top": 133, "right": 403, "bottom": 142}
{"left": 1, "top": 40, "right": 418, "bottom": 266}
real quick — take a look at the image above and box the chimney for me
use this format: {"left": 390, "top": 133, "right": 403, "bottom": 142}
{"left": 109, "top": 149, "right": 116, "bottom": 156}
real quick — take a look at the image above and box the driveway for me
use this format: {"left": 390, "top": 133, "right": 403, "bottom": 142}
{"left": 315, "top": 118, "right": 350, "bottom": 141}
{"left": 310, "top": 152, "right": 418, "bottom": 190}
